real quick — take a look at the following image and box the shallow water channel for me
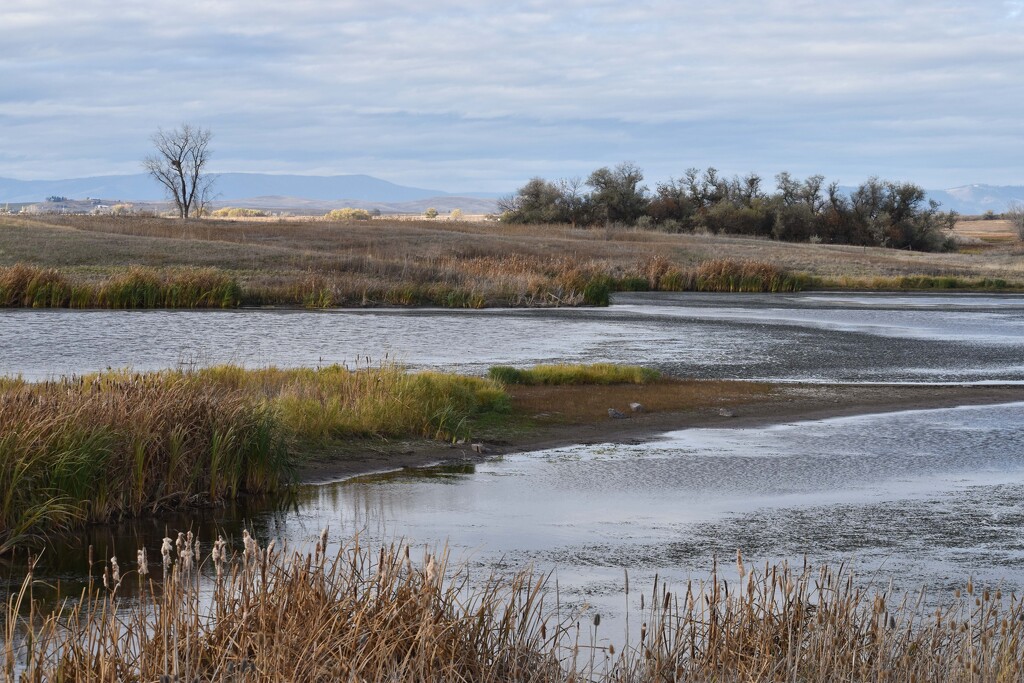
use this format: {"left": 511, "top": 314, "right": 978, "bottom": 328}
{"left": 4, "top": 293, "right": 1024, "bottom": 628}
{"left": 3, "top": 292, "right": 1024, "bottom": 382}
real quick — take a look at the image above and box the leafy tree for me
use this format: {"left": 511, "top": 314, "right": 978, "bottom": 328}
{"left": 586, "top": 162, "right": 648, "bottom": 224}
{"left": 424, "top": 207, "right": 438, "bottom": 219}
{"left": 498, "top": 178, "right": 564, "bottom": 224}
{"left": 143, "top": 123, "right": 214, "bottom": 219}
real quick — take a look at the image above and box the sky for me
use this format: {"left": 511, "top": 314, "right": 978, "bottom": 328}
{"left": 1, "top": 0, "right": 1023, "bottom": 193}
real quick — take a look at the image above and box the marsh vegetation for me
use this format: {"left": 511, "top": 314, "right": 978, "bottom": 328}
{"left": 1, "top": 214, "right": 1021, "bottom": 312}
{"left": 6, "top": 534, "right": 1022, "bottom": 681}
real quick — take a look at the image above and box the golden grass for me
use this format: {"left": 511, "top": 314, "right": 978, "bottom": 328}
{"left": 953, "top": 219, "right": 1018, "bottom": 243}
{"left": 490, "top": 363, "right": 661, "bottom": 386}
{"left": 0, "top": 365, "right": 509, "bottom": 552}
{"left": 3, "top": 215, "right": 1023, "bottom": 308}
{"left": 0, "top": 371, "right": 289, "bottom": 554}
{"left": 6, "top": 535, "right": 1023, "bottom": 681}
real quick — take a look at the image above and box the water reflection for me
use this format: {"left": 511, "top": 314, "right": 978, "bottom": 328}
{"left": 9, "top": 403, "right": 1024, "bottom": 627}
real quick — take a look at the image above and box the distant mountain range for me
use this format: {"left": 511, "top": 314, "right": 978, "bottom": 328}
{"left": 2, "top": 173, "right": 1022, "bottom": 216}
{"left": 0, "top": 173, "right": 500, "bottom": 213}
{"left": 928, "top": 185, "right": 1024, "bottom": 215}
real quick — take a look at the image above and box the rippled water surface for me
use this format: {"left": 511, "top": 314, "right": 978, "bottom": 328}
{"left": 3, "top": 292, "right": 1024, "bottom": 382}
{"left": 4, "top": 293, "right": 1024, "bottom": 623}
{"left": 19, "top": 403, "right": 1024, "bottom": 626}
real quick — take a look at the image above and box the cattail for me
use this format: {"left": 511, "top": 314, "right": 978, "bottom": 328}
{"left": 424, "top": 553, "right": 439, "bottom": 586}
{"left": 736, "top": 549, "right": 745, "bottom": 581}
{"left": 212, "top": 536, "right": 228, "bottom": 578}
{"left": 110, "top": 556, "right": 120, "bottom": 585}
{"left": 243, "top": 529, "right": 259, "bottom": 563}
{"left": 137, "top": 548, "right": 148, "bottom": 576}
{"left": 161, "top": 536, "right": 173, "bottom": 570}
{"left": 320, "top": 527, "right": 328, "bottom": 553}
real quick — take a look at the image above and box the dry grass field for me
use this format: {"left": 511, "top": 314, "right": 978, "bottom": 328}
{"left": 1, "top": 214, "right": 1022, "bottom": 307}
{"left": 952, "top": 218, "right": 1018, "bottom": 243}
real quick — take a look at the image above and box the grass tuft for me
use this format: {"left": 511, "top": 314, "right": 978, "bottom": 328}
{"left": 489, "top": 363, "right": 660, "bottom": 386}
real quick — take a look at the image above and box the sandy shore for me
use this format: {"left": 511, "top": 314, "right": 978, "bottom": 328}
{"left": 297, "top": 383, "right": 1024, "bottom": 484}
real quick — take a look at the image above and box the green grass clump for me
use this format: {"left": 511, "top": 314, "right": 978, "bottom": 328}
{"left": 0, "top": 265, "right": 242, "bottom": 309}
{"left": 489, "top": 363, "right": 660, "bottom": 386}
{"left": 197, "top": 364, "right": 509, "bottom": 442}
{"left": 690, "top": 259, "right": 810, "bottom": 293}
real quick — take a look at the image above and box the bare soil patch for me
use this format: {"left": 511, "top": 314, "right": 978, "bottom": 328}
{"left": 297, "top": 382, "right": 1024, "bottom": 483}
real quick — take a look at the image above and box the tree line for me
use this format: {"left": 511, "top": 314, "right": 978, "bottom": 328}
{"left": 498, "top": 162, "right": 959, "bottom": 251}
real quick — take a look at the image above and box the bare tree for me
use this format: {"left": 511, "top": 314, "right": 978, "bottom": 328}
{"left": 143, "top": 124, "right": 214, "bottom": 219}
{"left": 1007, "top": 201, "right": 1024, "bottom": 240}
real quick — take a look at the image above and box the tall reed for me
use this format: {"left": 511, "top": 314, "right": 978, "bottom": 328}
{"left": 0, "top": 365, "right": 510, "bottom": 552}
{"left": 5, "top": 539, "right": 1023, "bottom": 681}
{"left": 0, "top": 371, "right": 289, "bottom": 554}
{"left": 0, "top": 265, "right": 240, "bottom": 309}
{"left": 6, "top": 536, "right": 563, "bottom": 682}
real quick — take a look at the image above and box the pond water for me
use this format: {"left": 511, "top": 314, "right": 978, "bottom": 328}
{"left": 3, "top": 293, "right": 1024, "bottom": 625}
{"left": 14, "top": 402, "right": 1024, "bottom": 631}
{"left": 2, "top": 292, "right": 1024, "bottom": 382}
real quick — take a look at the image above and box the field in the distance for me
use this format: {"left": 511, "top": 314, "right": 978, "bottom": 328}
{"left": 1, "top": 214, "right": 1022, "bottom": 307}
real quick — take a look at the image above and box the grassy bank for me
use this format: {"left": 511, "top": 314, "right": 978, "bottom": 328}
{"left": 4, "top": 362, "right": 733, "bottom": 553}
{"left": 0, "top": 258, "right": 811, "bottom": 310}
{"left": 0, "top": 365, "right": 512, "bottom": 553}
{"left": 7, "top": 534, "right": 1023, "bottom": 681}
{"left": 4, "top": 214, "right": 1023, "bottom": 310}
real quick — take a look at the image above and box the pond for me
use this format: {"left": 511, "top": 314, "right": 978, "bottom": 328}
{"left": 3, "top": 292, "right": 1024, "bottom": 382}
{"left": 3, "top": 292, "right": 1024, "bottom": 627}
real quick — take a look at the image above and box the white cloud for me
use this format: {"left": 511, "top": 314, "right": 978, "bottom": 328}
{"left": 0, "top": 0, "right": 1022, "bottom": 190}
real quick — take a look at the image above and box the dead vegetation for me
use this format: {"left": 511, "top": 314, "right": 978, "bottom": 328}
{"left": 1, "top": 215, "right": 1022, "bottom": 305}
{"left": 6, "top": 535, "right": 1023, "bottom": 681}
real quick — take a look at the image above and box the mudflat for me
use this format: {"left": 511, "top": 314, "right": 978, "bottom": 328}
{"left": 297, "top": 382, "right": 1024, "bottom": 483}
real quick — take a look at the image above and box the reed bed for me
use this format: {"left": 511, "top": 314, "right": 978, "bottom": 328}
{"left": 0, "top": 256, "right": 817, "bottom": 311}
{"left": 21, "top": 256, "right": 998, "bottom": 309}
{"left": 0, "top": 372, "right": 289, "bottom": 555}
{"left": 0, "top": 264, "right": 241, "bottom": 308}
{"left": 5, "top": 536, "right": 1023, "bottom": 682}
{"left": 0, "top": 365, "right": 509, "bottom": 553}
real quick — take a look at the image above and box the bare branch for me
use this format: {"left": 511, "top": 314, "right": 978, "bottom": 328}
{"left": 143, "top": 124, "right": 214, "bottom": 219}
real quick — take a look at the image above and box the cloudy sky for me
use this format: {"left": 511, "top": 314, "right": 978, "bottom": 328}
{"left": 2, "top": 0, "right": 1022, "bottom": 192}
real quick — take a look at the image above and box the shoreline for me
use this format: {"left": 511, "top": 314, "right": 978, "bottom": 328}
{"left": 297, "top": 382, "right": 1024, "bottom": 484}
